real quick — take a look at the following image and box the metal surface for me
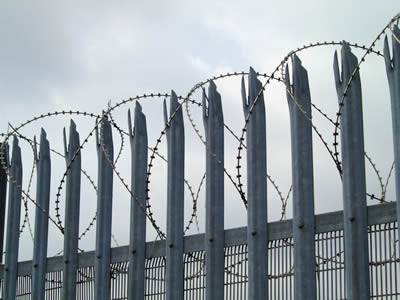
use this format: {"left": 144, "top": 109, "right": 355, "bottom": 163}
{"left": 31, "top": 130, "right": 51, "bottom": 300}
{"left": 127, "top": 103, "right": 148, "bottom": 300}
{"left": 164, "top": 91, "right": 185, "bottom": 300}
{"left": 0, "top": 143, "right": 7, "bottom": 264}
{"left": 242, "top": 67, "right": 268, "bottom": 299}
{"left": 384, "top": 24, "right": 400, "bottom": 249}
{"left": 62, "top": 120, "right": 82, "bottom": 300}
{"left": 334, "top": 43, "right": 370, "bottom": 299}
{"left": 95, "top": 116, "right": 114, "bottom": 300}
{"left": 3, "top": 137, "right": 23, "bottom": 300}
{"left": 286, "top": 55, "right": 316, "bottom": 299}
{"left": 203, "top": 81, "right": 225, "bottom": 300}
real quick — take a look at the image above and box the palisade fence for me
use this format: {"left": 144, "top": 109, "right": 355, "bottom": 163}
{"left": 0, "top": 16, "right": 399, "bottom": 300}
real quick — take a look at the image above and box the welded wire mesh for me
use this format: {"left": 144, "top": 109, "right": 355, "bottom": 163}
{"left": 0, "top": 221, "right": 398, "bottom": 299}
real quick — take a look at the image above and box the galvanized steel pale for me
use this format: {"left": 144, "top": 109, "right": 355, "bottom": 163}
{"left": 31, "top": 130, "right": 51, "bottom": 300}
{"left": 242, "top": 67, "right": 268, "bottom": 299}
{"left": 3, "top": 137, "right": 23, "bottom": 300}
{"left": 286, "top": 55, "right": 317, "bottom": 300}
{"left": 0, "top": 143, "right": 7, "bottom": 265}
{"left": 127, "top": 103, "right": 148, "bottom": 300}
{"left": 384, "top": 24, "right": 400, "bottom": 259}
{"left": 334, "top": 43, "right": 370, "bottom": 299}
{"left": 95, "top": 116, "right": 114, "bottom": 300}
{"left": 164, "top": 91, "right": 185, "bottom": 300}
{"left": 62, "top": 120, "right": 82, "bottom": 300}
{"left": 203, "top": 81, "right": 225, "bottom": 300}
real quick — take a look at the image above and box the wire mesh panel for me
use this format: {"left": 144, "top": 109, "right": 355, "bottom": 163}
{"left": 16, "top": 275, "right": 32, "bottom": 299}
{"left": 110, "top": 262, "right": 129, "bottom": 300}
{"left": 2, "top": 219, "right": 400, "bottom": 299}
{"left": 269, "top": 238, "right": 294, "bottom": 300}
{"left": 76, "top": 267, "right": 95, "bottom": 300}
{"left": 369, "top": 222, "right": 399, "bottom": 299}
{"left": 145, "top": 256, "right": 165, "bottom": 299}
{"left": 316, "top": 230, "right": 345, "bottom": 299}
{"left": 44, "top": 271, "right": 63, "bottom": 299}
{"left": 225, "top": 244, "right": 248, "bottom": 299}
{"left": 184, "top": 251, "right": 205, "bottom": 300}
{"left": 11, "top": 272, "right": 64, "bottom": 300}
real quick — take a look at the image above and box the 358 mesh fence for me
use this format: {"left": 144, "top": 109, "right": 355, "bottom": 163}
{"left": 1, "top": 220, "right": 398, "bottom": 300}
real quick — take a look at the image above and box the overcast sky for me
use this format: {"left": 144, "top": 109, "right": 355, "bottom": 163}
{"left": 1, "top": 1, "right": 399, "bottom": 260}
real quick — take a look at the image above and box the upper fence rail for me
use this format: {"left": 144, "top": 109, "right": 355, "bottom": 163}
{"left": 1, "top": 201, "right": 396, "bottom": 276}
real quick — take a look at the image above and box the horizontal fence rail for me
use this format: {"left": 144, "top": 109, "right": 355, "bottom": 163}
{"left": 0, "top": 202, "right": 398, "bottom": 299}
